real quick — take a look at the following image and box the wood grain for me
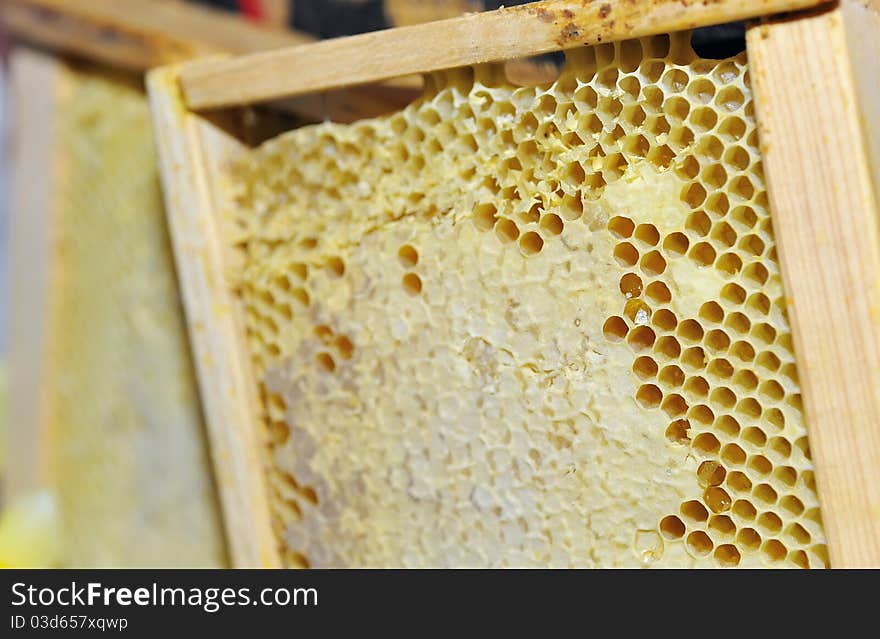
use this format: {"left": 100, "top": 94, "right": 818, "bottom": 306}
{"left": 147, "top": 67, "right": 281, "bottom": 568}
{"left": 180, "top": 0, "right": 829, "bottom": 109}
{"left": 1, "top": 0, "right": 310, "bottom": 69}
{"left": 747, "top": 0, "right": 880, "bottom": 567}
{"left": 1, "top": 0, "right": 420, "bottom": 122}
{"left": 5, "top": 48, "right": 60, "bottom": 503}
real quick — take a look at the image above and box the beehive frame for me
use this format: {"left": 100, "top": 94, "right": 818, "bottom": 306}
{"left": 148, "top": 0, "right": 880, "bottom": 567}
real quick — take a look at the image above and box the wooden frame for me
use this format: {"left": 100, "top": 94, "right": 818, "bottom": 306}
{"left": 6, "top": 47, "right": 60, "bottom": 502}
{"left": 746, "top": 0, "right": 880, "bottom": 567}
{"left": 149, "top": 0, "right": 879, "bottom": 567}
{"left": 1, "top": 0, "right": 420, "bottom": 122}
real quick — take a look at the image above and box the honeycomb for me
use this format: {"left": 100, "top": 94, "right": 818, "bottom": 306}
{"left": 228, "top": 31, "right": 827, "bottom": 567}
{"left": 40, "top": 61, "right": 226, "bottom": 566}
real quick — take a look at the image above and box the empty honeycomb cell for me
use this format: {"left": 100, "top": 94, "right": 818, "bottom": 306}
{"left": 652, "top": 309, "right": 677, "bottom": 331}
{"left": 608, "top": 215, "right": 636, "bottom": 238}
{"left": 721, "top": 443, "right": 747, "bottom": 466}
{"left": 665, "top": 419, "right": 691, "bottom": 444}
{"left": 707, "top": 359, "right": 734, "bottom": 381}
{"left": 560, "top": 192, "right": 584, "bottom": 220}
{"left": 540, "top": 213, "right": 564, "bottom": 236}
{"left": 335, "top": 335, "right": 355, "bottom": 360}
{"left": 702, "top": 164, "right": 728, "bottom": 190}
{"left": 689, "top": 106, "right": 718, "bottom": 131}
{"left": 768, "top": 437, "right": 792, "bottom": 461}
{"left": 749, "top": 455, "right": 773, "bottom": 476}
{"left": 681, "top": 345, "right": 706, "bottom": 369}
{"left": 705, "top": 192, "right": 730, "bottom": 216}
{"left": 398, "top": 244, "right": 419, "bottom": 267}
{"left": 682, "top": 500, "right": 710, "bottom": 523}
{"left": 676, "top": 154, "right": 701, "bottom": 181}
{"left": 704, "top": 486, "right": 732, "bottom": 513}
{"left": 291, "top": 288, "right": 310, "bottom": 307}
{"left": 658, "top": 365, "right": 685, "bottom": 388}
{"left": 716, "top": 252, "right": 744, "bottom": 275}
{"left": 746, "top": 291, "right": 771, "bottom": 315}
{"left": 720, "top": 282, "right": 746, "bottom": 305}
{"left": 690, "top": 241, "right": 717, "bottom": 266}
{"left": 690, "top": 405, "right": 715, "bottom": 428}
{"left": 790, "top": 550, "right": 810, "bottom": 569}
{"left": 636, "top": 384, "right": 663, "bottom": 408}
{"left": 716, "top": 86, "right": 745, "bottom": 112}
{"left": 473, "top": 203, "right": 498, "bottom": 230}
{"left": 762, "top": 539, "right": 788, "bottom": 563}
{"left": 687, "top": 531, "right": 714, "bottom": 556}
{"left": 742, "top": 427, "right": 768, "bottom": 448}
{"left": 402, "top": 273, "right": 423, "bottom": 295}
{"left": 619, "top": 273, "right": 644, "bottom": 298}
{"left": 682, "top": 182, "right": 707, "bottom": 209}
{"left": 697, "top": 135, "right": 724, "bottom": 161}
{"left": 704, "top": 329, "right": 731, "bottom": 352}
{"left": 725, "top": 312, "right": 751, "bottom": 335}
{"left": 737, "top": 397, "right": 763, "bottom": 420}
{"left": 735, "top": 527, "right": 761, "bottom": 553}
{"left": 709, "top": 388, "right": 737, "bottom": 411}
{"left": 733, "top": 499, "right": 758, "bottom": 521}
{"left": 634, "top": 224, "right": 661, "bottom": 246}
{"left": 604, "top": 316, "right": 629, "bottom": 341}
{"left": 710, "top": 515, "right": 736, "bottom": 537}
{"left": 684, "top": 375, "right": 709, "bottom": 398}
{"left": 693, "top": 433, "right": 721, "bottom": 456}
{"left": 316, "top": 352, "right": 336, "bottom": 373}
{"left": 625, "top": 299, "right": 652, "bottom": 324}
{"left": 757, "top": 512, "right": 784, "bottom": 537}
{"left": 639, "top": 250, "right": 667, "bottom": 276}
{"left": 628, "top": 326, "right": 657, "bottom": 351}
{"left": 644, "top": 281, "right": 672, "bottom": 304}
{"left": 730, "top": 340, "right": 756, "bottom": 363}
{"left": 714, "top": 544, "right": 741, "bottom": 567}
{"left": 677, "top": 319, "right": 705, "bottom": 343}
{"left": 663, "top": 231, "right": 690, "bottom": 255}
{"left": 633, "top": 355, "right": 659, "bottom": 379}
{"left": 786, "top": 522, "right": 811, "bottom": 545}
{"left": 662, "top": 68, "right": 689, "bottom": 92}
{"left": 753, "top": 483, "right": 778, "bottom": 506}
{"left": 759, "top": 380, "right": 785, "bottom": 402}
{"left": 519, "top": 231, "right": 544, "bottom": 255}
{"left": 727, "top": 470, "right": 752, "bottom": 493}
{"left": 326, "top": 256, "right": 345, "bottom": 277}
{"left": 495, "top": 218, "right": 520, "bottom": 243}
{"left": 646, "top": 144, "right": 675, "bottom": 168}
{"left": 229, "top": 30, "right": 825, "bottom": 568}
{"left": 661, "top": 394, "right": 687, "bottom": 417}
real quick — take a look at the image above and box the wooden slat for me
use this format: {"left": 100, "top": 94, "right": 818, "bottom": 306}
{"left": 5, "top": 47, "right": 60, "bottom": 503}
{"left": 180, "top": 0, "right": 829, "bottom": 109}
{"left": 747, "top": 0, "right": 880, "bottom": 567}
{"left": 147, "top": 67, "right": 281, "bottom": 568}
{"left": 1, "top": 0, "right": 310, "bottom": 70}
{"left": 1, "top": 0, "right": 421, "bottom": 122}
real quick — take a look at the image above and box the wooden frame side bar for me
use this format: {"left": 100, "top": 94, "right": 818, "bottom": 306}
{"left": 5, "top": 47, "right": 61, "bottom": 503}
{"left": 147, "top": 68, "right": 281, "bottom": 568}
{"left": 179, "top": 0, "right": 829, "bottom": 110}
{"left": 747, "top": 0, "right": 880, "bottom": 567}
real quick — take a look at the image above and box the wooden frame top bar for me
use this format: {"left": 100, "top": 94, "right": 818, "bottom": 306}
{"left": 1, "top": 0, "right": 422, "bottom": 122}
{"left": 180, "top": 0, "right": 830, "bottom": 110}
{"left": 1, "top": 0, "right": 310, "bottom": 71}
